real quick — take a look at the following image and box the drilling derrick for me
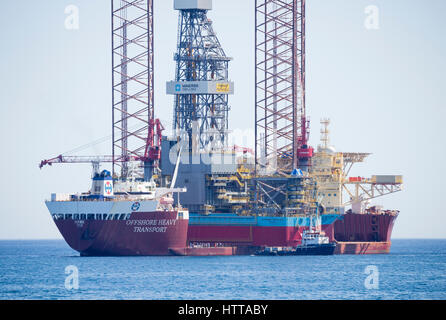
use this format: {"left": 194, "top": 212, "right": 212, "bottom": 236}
{"left": 167, "top": 0, "right": 234, "bottom": 152}
{"left": 255, "top": 0, "right": 312, "bottom": 175}
{"left": 41, "top": 0, "right": 161, "bottom": 180}
{"left": 112, "top": 0, "right": 155, "bottom": 180}
{"left": 252, "top": 0, "right": 315, "bottom": 216}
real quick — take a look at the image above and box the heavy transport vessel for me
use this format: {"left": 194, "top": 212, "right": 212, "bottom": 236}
{"left": 46, "top": 169, "right": 190, "bottom": 256}
{"left": 41, "top": 0, "right": 403, "bottom": 256}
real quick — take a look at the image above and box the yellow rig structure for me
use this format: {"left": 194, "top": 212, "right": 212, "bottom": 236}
{"left": 195, "top": 119, "right": 402, "bottom": 218}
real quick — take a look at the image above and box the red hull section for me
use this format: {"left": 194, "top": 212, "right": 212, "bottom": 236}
{"left": 187, "top": 225, "right": 306, "bottom": 247}
{"left": 169, "top": 247, "right": 236, "bottom": 256}
{"left": 335, "top": 242, "right": 391, "bottom": 254}
{"left": 54, "top": 211, "right": 188, "bottom": 256}
{"left": 187, "top": 212, "right": 398, "bottom": 255}
{"left": 55, "top": 211, "right": 398, "bottom": 256}
{"left": 333, "top": 213, "right": 397, "bottom": 242}
{"left": 332, "top": 212, "right": 398, "bottom": 254}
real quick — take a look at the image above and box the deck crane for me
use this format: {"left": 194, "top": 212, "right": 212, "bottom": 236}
{"left": 39, "top": 119, "right": 164, "bottom": 178}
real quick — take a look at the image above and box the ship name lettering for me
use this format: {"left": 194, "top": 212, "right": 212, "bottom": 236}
{"left": 126, "top": 219, "right": 158, "bottom": 226}
{"left": 133, "top": 226, "right": 168, "bottom": 233}
{"left": 158, "top": 219, "right": 177, "bottom": 226}
{"left": 126, "top": 219, "right": 177, "bottom": 227}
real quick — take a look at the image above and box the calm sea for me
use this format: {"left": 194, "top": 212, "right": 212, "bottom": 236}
{"left": 0, "top": 239, "right": 445, "bottom": 300}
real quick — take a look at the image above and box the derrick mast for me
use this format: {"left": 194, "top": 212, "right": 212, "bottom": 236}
{"left": 112, "top": 0, "right": 155, "bottom": 180}
{"left": 255, "top": 0, "right": 312, "bottom": 174}
{"left": 167, "top": 0, "right": 234, "bottom": 152}
{"left": 251, "top": 0, "right": 315, "bottom": 216}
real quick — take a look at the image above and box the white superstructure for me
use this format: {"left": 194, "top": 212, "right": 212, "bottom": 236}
{"left": 46, "top": 169, "right": 189, "bottom": 222}
{"left": 301, "top": 229, "right": 330, "bottom": 246}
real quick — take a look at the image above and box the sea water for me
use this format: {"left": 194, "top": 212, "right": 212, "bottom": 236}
{"left": 0, "top": 239, "right": 445, "bottom": 300}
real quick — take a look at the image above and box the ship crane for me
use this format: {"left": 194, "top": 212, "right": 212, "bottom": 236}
{"left": 39, "top": 119, "right": 164, "bottom": 179}
{"left": 39, "top": 155, "right": 136, "bottom": 169}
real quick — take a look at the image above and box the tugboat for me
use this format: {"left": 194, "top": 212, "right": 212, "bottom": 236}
{"left": 255, "top": 228, "right": 336, "bottom": 256}
{"left": 255, "top": 209, "right": 337, "bottom": 256}
{"left": 286, "top": 228, "right": 336, "bottom": 255}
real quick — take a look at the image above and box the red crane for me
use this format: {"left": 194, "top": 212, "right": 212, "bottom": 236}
{"left": 40, "top": 119, "right": 164, "bottom": 171}
{"left": 144, "top": 119, "right": 164, "bottom": 164}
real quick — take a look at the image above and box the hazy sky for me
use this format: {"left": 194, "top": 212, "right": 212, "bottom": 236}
{"left": 0, "top": 0, "right": 445, "bottom": 239}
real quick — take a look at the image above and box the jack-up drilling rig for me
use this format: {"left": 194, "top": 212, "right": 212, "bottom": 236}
{"left": 41, "top": 0, "right": 403, "bottom": 255}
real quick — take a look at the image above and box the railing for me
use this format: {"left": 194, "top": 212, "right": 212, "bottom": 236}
{"left": 47, "top": 195, "right": 157, "bottom": 203}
